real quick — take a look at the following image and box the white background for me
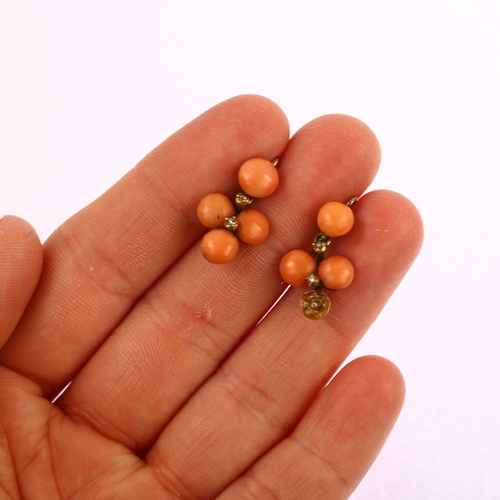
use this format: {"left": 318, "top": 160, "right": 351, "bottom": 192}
{"left": 1, "top": 1, "right": 499, "bottom": 498}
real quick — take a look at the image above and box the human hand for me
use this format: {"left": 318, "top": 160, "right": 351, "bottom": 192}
{"left": 0, "top": 96, "right": 423, "bottom": 499}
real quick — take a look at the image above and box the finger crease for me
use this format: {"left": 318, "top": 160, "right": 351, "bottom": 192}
{"left": 218, "top": 369, "right": 287, "bottom": 436}
{"left": 149, "top": 459, "right": 202, "bottom": 500}
{"left": 292, "top": 434, "right": 351, "bottom": 492}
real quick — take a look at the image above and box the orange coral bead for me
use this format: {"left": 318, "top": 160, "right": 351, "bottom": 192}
{"left": 201, "top": 229, "right": 239, "bottom": 264}
{"left": 197, "top": 193, "right": 235, "bottom": 228}
{"left": 318, "top": 255, "right": 354, "bottom": 290}
{"left": 279, "top": 249, "right": 317, "bottom": 287}
{"left": 236, "top": 209, "right": 269, "bottom": 245}
{"left": 317, "top": 202, "right": 354, "bottom": 237}
{"left": 238, "top": 158, "right": 279, "bottom": 198}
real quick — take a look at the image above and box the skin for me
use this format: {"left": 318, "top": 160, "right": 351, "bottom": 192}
{"left": 0, "top": 95, "right": 423, "bottom": 499}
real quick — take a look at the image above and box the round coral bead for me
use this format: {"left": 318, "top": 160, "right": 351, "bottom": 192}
{"left": 201, "top": 229, "right": 239, "bottom": 264}
{"left": 317, "top": 202, "right": 354, "bottom": 237}
{"left": 236, "top": 209, "right": 269, "bottom": 245}
{"left": 279, "top": 249, "right": 317, "bottom": 287}
{"left": 197, "top": 193, "right": 235, "bottom": 228}
{"left": 238, "top": 158, "right": 279, "bottom": 198}
{"left": 318, "top": 255, "right": 354, "bottom": 290}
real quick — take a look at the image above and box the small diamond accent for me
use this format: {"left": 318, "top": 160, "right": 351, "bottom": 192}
{"left": 224, "top": 216, "right": 238, "bottom": 231}
{"left": 305, "top": 274, "right": 320, "bottom": 288}
{"left": 312, "top": 233, "right": 332, "bottom": 253}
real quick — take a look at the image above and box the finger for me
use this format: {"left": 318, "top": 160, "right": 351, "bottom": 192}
{"left": 0, "top": 95, "right": 290, "bottom": 397}
{"left": 145, "top": 190, "right": 423, "bottom": 498}
{"left": 217, "top": 356, "right": 405, "bottom": 500}
{"left": 0, "top": 216, "right": 43, "bottom": 349}
{"left": 56, "top": 114, "right": 381, "bottom": 454}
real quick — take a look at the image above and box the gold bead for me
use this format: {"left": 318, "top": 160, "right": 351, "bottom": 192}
{"left": 235, "top": 192, "right": 254, "bottom": 207}
{"left": 300, "top": 290, "right": 331, "bottom": 320}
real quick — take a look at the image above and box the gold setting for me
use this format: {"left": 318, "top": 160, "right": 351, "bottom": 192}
{"left": 312, "top": 233, "right": 332, "bottom": 254}
{"left": 224, "top": 216, "right": 238, "bottom": 231}
{"left": 305, "top": 274, "right": 321, "bottom": 288}
{"left": 235, "top": 192, "right": 253, "bottom": 208}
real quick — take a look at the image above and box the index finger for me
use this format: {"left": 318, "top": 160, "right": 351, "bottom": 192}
{"left": 0, "top": 95, "right": 290, "bottom": 397}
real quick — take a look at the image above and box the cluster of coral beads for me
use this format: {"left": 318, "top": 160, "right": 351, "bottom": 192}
{"left": 197, "top": 158, "right": 279, "bottom": 264}
{"left": 279, "top": 201, "right": 356, "bottom": 319}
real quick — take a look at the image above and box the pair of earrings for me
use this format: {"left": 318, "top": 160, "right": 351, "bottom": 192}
{"left": 196, "top": 157, "right": 356, "bottom": 320}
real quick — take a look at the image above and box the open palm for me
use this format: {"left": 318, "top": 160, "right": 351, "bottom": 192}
{"left": 0, "top": 96, "right": 423, "bottom": 499}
